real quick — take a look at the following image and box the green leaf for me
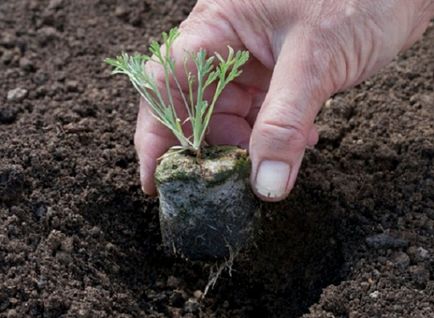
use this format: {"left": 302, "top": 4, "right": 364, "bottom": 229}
{"left": 105, "top": 27, "right": 249, "bottom": 152}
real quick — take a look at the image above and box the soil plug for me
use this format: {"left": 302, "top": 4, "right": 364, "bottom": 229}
{"left": 156, "top": 146, "right": 260, "bottom": 260}
{"left": 106, "top": 27, "right": 259, "bottom": 260}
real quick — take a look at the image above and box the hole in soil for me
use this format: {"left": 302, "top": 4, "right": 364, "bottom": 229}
{"left": 204, "top": 189, "right": 345, "bottom": 317}
{"left": 80, "top": 185, "right": 344, "bottom": 317}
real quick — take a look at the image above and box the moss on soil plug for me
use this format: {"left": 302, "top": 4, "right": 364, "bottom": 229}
{"left": 155, "top": 145, "right": 260, "bottom": 260}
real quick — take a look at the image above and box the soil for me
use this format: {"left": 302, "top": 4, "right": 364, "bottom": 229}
{"left": 0, "top": 1, "right": 433, "bottom": 317}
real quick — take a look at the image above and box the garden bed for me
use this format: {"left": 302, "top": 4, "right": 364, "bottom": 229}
{"left": 0, "top": 1, "right": 433, "bottom": 317}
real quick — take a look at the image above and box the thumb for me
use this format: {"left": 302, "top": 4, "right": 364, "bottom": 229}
{"left": 250, "top": 34, "right": 333, "bottom": 201}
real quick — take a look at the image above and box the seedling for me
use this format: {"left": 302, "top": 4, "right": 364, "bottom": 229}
{"left": 106, "top": 28, "right": 259, "bottom": 261}
{"left": 105, "top": 27, "right": 249, "bottom": 155}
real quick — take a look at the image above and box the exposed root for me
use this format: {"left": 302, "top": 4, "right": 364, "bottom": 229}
{"left": 202, "top": 245, "right": 239, "bottom": 298}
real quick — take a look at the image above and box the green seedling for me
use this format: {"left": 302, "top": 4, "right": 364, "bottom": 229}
{"left": 105, "top": 27, "right": 249, "bottom": 155}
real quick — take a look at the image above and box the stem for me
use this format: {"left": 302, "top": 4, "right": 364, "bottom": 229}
{"left": 105, "top": 28, "right": 249, "bottom": 153}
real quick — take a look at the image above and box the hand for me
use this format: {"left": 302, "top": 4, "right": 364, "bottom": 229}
{"left": 135, "top": 0, "right": 434, "bottom": 201}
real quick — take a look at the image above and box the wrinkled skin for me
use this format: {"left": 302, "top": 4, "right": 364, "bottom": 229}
{"left": 135, "top": 0, "right": 434, "bottom": 201}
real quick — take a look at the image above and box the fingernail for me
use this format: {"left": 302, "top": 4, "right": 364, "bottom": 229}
{"left": 255, "top": 161, "right": 290, "bottom": 199}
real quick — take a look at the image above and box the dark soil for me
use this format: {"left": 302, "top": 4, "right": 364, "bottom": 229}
{"left": 0, "top": 1, "right": 433, "bottom": 317}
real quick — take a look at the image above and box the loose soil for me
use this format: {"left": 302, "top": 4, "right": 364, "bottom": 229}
{"left": 0, "top": 1, "right": 433, "bottom": 317}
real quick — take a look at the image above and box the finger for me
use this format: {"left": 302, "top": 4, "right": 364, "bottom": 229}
{"left": 307, "top": 125, "right": 319, "bottom": 148}
{"left": 169, "top": 3, "right": 243, "bottom": 89}
{"left": 169, "top": 4, "right": 272, "bottom": 92}
{"left": 135, "top": 99, "right": 177, "bottom": 195}
{"left": 249, "top": 32, "right": 333, "bottom": 201}
{"left": 247, "top": 94, "right": 318, "bottom": 146}
{"left": 205, "top": 82, "right": 253, "bottom": 148}
{"left": 206, "top": 114, "right": 252, "bottom": 149}
{"left": 234, "top": 56, "right": 272, "bottom": 92}
{"left": 246, "top": 91, "right": 266, "bottom": 126}
{"left": 212, "top": 82, "right": 252, "bottom": 117}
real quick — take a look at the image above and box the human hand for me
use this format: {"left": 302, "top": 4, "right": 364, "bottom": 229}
{"left": 135, "top": 0, "right": 434, "bottom": 201}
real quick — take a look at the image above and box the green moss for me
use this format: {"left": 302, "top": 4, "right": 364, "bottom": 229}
{"left": 155, "top": 145, "right": 251, "bottom": 186}
{"left": 206, "top": 154, "right": 250, "bottom": 187}
{"left": 155, "top": 152, "right": 199, "bottom": 185}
